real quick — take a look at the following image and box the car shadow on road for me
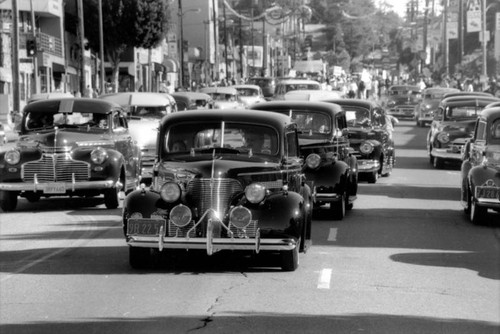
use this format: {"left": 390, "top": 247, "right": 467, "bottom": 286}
{"left": 394, "top": 155, "right": 461, "bottom": 170}
{"left": 356, "top": 183, "right": 461, "bottom": 201}
{"left": 1, "top": 312, "right": 498, "bottom": 334}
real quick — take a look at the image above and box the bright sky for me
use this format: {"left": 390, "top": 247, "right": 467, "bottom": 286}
{"left": 381, "top": 0, "right": 408, "bottom": 18}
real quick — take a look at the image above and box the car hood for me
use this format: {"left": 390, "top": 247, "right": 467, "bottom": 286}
{"left": 348, "top": 127, "right": 384, "bottom": 141}
{"left": 17, "top": 129, "right": 115, "bottom": 150}
{"left": 128, "top": 119, "right": 159, "bottom": 148}
{"left": 158, "top": 159, "right": 284, "bottom": 185}
{"left": 212, "top": 101, "right": 243, "bottom": 109}
{"left": 438, "top": 119, "right": 476, "bottom": 133}
{"left": 389, "top": 96, "right": 419, "bottom": 104}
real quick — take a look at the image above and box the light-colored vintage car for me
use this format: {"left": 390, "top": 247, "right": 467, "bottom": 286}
{"left": 230, "top": 84, "right": 267, "bottom": 107}
{"left": 199, "top": 87, "right": 245, "bottom": 109}
{"left": 99, "top": 92, "right": 176, "bottom": 184}
{"left": 461, "top": 106, "right": 500, "bottom": 224}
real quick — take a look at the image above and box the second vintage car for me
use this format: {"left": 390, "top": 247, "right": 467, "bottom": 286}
{"left": 122, "top": 109, "right": 312, "bottom": 271}
{"left": 427, "top": 95, "right": 500, "bottom": 169}
{"left": 460, "top": 107, "right": 500, "bottom": 224}
{"left": 414, "top": 87, "right": 459, "bottom": 127}
{"left": 0, "top": 98, "right": 142, "bottom": 212}
{"left": 385, "top": 84, "right": 422, "bottom": 120}
{"left": 323, "top": 98, "right": 395, "bottom": 183}
{"left": 251, "top": 101, "right": 358, "bottom": 219}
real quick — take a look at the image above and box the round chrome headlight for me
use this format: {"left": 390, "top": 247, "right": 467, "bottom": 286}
{"left": 245, "top": 183, "right": 266, "bottom": 204}
{"left": 359, "top": 142, "right": 374, "bottom": 154}
{"left": 169, "top": 204, "right": 192, "bottom": 227}
{"left": 229, "top": 206, "right": 252, "bottom": 229}
{"left": 160, "top": 182, "right": 181, "bottom": 203}
{"left": 437, "top": 132, "right": 450, "bottom": 144}
{"left": 306, "top": 153, "right": 321, "bottom": 169}
{"left": 90, "top": 148, "right": 108, "bottom": 164}
{"left": 5, "top": 149, "right": 20, "bottom": 165}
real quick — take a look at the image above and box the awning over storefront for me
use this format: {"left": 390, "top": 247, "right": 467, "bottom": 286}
{"left": 164, "top": 58, "right": 179, "bottom": 73}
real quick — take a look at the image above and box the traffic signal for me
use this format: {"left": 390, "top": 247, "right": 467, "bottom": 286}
{"left": 26, "top": 39, "right": 37, "bottom": 57}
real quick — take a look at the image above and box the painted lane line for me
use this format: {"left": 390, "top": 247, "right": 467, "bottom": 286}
{"left": 317, "top": 268, "right": 332, "bottom": 289}
{"left": 328, "top": 228, "right": 337, "bottom": 242}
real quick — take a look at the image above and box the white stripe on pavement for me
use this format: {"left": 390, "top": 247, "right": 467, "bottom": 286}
{"left": 317, "top": 268, "right": 332, "bottom": 289}
{"left": 328, "top": 228, "right": 337, "bottom": 242}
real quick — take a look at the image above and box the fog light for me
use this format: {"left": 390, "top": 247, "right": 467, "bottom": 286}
{"left": 229, "top": 206, "right": 252, "bottom": 229}
{"left": 169, "top": 204, "right": 191, "bottom": 227}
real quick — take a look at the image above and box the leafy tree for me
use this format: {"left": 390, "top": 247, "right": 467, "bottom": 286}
{"left": 83, "top": 0, "right": 169, "bottom": 92}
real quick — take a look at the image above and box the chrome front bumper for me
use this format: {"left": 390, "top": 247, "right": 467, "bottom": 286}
{"left": 431, "top": 148, "right": 461, "bottom": 161}
{"left": 0, "top": 179, "right": 116, "bottom": 192}
{"left": 357, "top": 159, "right": 380, "bottom": 173}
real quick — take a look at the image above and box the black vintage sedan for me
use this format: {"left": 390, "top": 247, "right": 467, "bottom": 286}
{"left": 122, "top": 109, "right": 312, "bottom": 271}
{"left": 427, "top": 95, "right": 500, "bottom": 169}
{"left": 250, "top": 101, "right": 358, "bottom": 219}
{"left": 461, "top": 107, "right": 500, "bottom": 224}
{"left": 0, "top": 98, "right": 142, "bottom": 212}
{"left": 323, "top": 98, "right": 395, "bottom": 183}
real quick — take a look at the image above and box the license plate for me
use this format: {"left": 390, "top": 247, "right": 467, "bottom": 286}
{"left": 44, "top": 183, "right": 66, "bottom": 194}
{"left": 476, "top": 186, "right": 500, "bottom": 200}
{"left": 127, "top": 218, "right": 166, "bottom": 236}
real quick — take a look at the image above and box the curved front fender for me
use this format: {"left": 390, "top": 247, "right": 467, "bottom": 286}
{"left": 305, "top": 160, "right": 350, "bottom": 191}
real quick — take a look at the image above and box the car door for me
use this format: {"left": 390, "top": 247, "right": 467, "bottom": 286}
{"left": 112, "top": 109, "right": 138, "bottom": 182}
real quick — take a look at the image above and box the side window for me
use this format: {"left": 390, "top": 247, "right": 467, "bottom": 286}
{"left": 286, "top": 131, "right": 298, "bottom": 157}
{"left": 475, "top": 120, "right": 486, "bottom": 141}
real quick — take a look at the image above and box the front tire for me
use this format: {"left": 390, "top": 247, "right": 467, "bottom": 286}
{"left": 470, "top": 198, "right": 486, "bottom": 225}
{"left": 367, "top": 170, "right": 378, "bottom": 183}
{"left": 331, "top": 193, "right": 346, "bottom": 220}
{"left": 0, "top": 190, "right": 18, "bottom": 212}
{"left": 104, "top": 187, "right": 119, "bottom": 209}
{"left": 281, "top": 243, "right": 299, "bottom": 271}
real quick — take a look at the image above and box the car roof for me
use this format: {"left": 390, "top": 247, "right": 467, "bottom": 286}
{"left": 230, "top": 84, "right": 261, "bottom": 90}
{"left": 199, "top": 87, "right": 238, "bottom": 94}
{"left": 171, "top": 92, "right": 212, "bottom": 100}
{"left": 440, "top": 95, "right": 500, "bottom": 105}
{"left": 283, "top": 90, "right": 342, "bottom": 101}
{"left": 422, "top": 87, "right": 460, "bottom": 94}
{"left": 277, "top": 79, "right": 320, "bottom": 85}
{"left": 159, "top": 109, "right": 293, "bottom": 130}
{"left": 249, "top": 101, "right": 343, "bottom": 115}
{"left": 321, "top": 98, "right": 379, "bottom": 108}
{"left": 479, "top": 107, "right": 500, "bottom": 121}
{"left": 388, "top": 85, "right": 421, "bottom": 91}
{"left": 443, "top": 91, "right": 493, "bottom": 98}
{"left": 99, "top": 92, "right": 172, "bottom": 107}
{"left": 23, "top": 98, "right": 121, "bottom": 114}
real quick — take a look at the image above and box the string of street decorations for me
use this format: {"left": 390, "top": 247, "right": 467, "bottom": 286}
{"left": 222, "top": 0, "right": 312, "bottom": 25}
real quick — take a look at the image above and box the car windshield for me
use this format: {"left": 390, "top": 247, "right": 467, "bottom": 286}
{"left": 445, "top": 106, "right": 484, "bottom": 121}
{"left": 25, "top": 111, "right": 109, "bottom": 131}
{"left": 131, "top": 106, "right": 168, "bottom": 119}
{"left": 345, "top": 107, "right": 374, "bottom": 127}
{"left": 285, "top": 84, "right": 319, "bottom": 92}
{"left": 164, "top": 121, "right": 278, "bottom": 156}
{"left": 286, "top": 110, "right": 331, "bottom": 135}
{"left": 236, "top": 88, "right": 259, "bottom": 97}
{"left": 209, "top": 93, "right": 237, "bottom": 101}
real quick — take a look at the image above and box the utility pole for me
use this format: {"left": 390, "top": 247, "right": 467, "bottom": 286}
{"left": 30, "top": 0, "right": 39, "bottom": 94}
{"left": 77, "top": 0, "right": 85, "bottom": 95}
{"left": 98, "top": 0, "right": 105, "bottom": 94}
{"left": 11, "top": 0, "right": 20, "bottom": 114}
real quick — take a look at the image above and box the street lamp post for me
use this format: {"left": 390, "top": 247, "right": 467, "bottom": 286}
{"left": 178, "top": 0, "right": 200, "bottom": 89}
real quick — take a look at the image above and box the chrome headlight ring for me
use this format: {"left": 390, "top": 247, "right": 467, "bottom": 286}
{"left": 359, "top": 141, "right": 374, "bottom": 154}
{"left": 169, "top": 204, "right": 192, "bottom": 227}
{"left": 306, "top": 153, "right": 321, "bottom": 169}
{"left": 245, "top": 183, "right": 266, "bottom": 204}
{"left": 5, "top": 149, "right": 21, "bottom": 165}
{"left": 160, "top": 182, "right": 182, "bottom": 203}
{"left": 437, "top": 132, "right": 450, "bottom": 144}
{"left": 90, "top": 147, "right": 108, "bottom": 164}
{"left": 229, "top": 205, "right": 252, "bottom": 229}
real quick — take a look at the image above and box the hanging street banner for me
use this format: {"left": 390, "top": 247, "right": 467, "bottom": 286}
{"left": 466, "top": 0, "right": 481, "bottom": 33}
{"left": 447, "top": 11, "right": 458, "bottom": 39}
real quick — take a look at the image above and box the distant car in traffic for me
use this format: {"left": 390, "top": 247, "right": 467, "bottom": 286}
{"left": 250, "top": 101, "right": 358, "bottom": 220}
{"left": 99, "top": 92, "right": 176, "bottom": 184}
{"left": 230, "top": 84, "right": 267, "bottom": 107}
{"left": 273, "top": 79, "right": 321, "bottom": 100}
{"left": 171, "top": 91, "right": 213, "bottom": 111}
{"left": 247, "top": 77, "right": 276, "bottom": 98}
{"left": 460, "top": 106, "right": 500, "bottom": 224}
{"left": 415, "top": 87, "right": 460, "bottom": 127}
{"left": 122, "top": 109, "right": 312, "bottom": 271}
{"left": 427, "top": 95, "right": 500, "bottom": 169}
{"left": 386, "top": 85, "right": 422, "bottom": 119}
{"left": 199, "top": 86, "right": 245, "bottom": 109}
{"left": 284, "top": 89, "right": 343, "bottom": 101}
{"left": 0, "top": 98, "right": 142, "bottom": 212}
{"left": 323, "top": 98, "right": 395, "bottom": 183}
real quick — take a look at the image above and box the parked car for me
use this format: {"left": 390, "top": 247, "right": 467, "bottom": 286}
{"left": 284, "top": 89, "right": 342, "bottom": 101}
{"left": 247, "top": 77, "right": 276, "bottom": 98}
{"left": 230, "top": 84, "right": 267, "bottom": 107}
{"left": 385, "top": 85, "right": 422, "bottom": 119}
{"left": 122, "top": 109, "right": 312, "bottom": 271}
{"left": 199, "top": 87, "right": 245, "bottom": 109}
{"left": 323, "top": 99, "right": 395, "bottom": 183}
{"left": 0, "top": 98, "right": 142, "bottom": 212}
{"left": 273, "top": 79, "right": 321, "bottom": 100}
{"left": 171, "top": 92, "right": 213, "bottom": 111}
{"left": 99, "top": 92, "right": 176, "bottom": 184}
{"left": 460, "top": 106, "right": 500, "bottom": 224}
{"left": 251, "top": 101, "right": 358, "bottom": 219}
{"left": 414, "top": 87, "right": 460, "bottom": 127}
{"left": 427, "top": 95, "right": 500, "bottom": 169}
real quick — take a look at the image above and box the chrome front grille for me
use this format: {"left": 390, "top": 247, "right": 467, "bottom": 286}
{"left": 187, "top": 178, "right": 243, "bottom": 217}
{"left": 22, "top": 154, "right": 90, "bottom": 182}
